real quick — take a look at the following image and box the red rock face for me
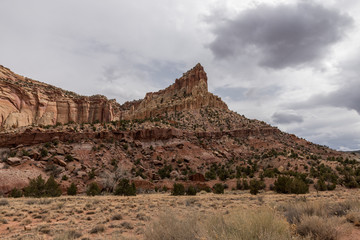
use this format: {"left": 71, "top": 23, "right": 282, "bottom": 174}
{"left": 0, "top": 65, "right": 119, "bottom": 128}
{"left": 1, "top": 63, "right": 356, "bottom": 196}
{"left": 0, "top": 63, "right": 227, "bottom": 129}
{"left": 122, "top": 63, "right": 228, "bottom": 119}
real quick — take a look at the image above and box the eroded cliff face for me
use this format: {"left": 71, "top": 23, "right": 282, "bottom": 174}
{"left": 121, "top": 64, "right": 228, "bottom": 120}
{"left": 0, "top": 63, "right": 228, "bottom": 129}
{"left": 0, "top": 66, "right": 120, "bottom": 129}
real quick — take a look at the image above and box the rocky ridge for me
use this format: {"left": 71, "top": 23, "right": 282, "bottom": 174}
{"left": 0, "top": 64, "right": 226, "bottom": 130}
{"left": 0, "top": 64, "right": 359, "bottom": 195}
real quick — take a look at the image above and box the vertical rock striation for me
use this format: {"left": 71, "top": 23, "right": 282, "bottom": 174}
{"left": 0, "top": 63, "right": 228, "bottom": 129}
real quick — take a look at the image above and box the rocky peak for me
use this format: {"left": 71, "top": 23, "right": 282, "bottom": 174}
{"left": 174, "top": 63, "right": 208, "bottom": 95}
{"left": 122, "top": 63, "right": 227, "bottom": 119}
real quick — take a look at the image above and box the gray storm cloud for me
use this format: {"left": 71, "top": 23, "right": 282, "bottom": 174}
{"left": 209, "top": 2, "right": 353, "bottom": 69}
{"left": 298, "top": 81, "right": 360, "bottom": 115}
{"left": 272, "top": 112, "right": 304, "bottom": 124}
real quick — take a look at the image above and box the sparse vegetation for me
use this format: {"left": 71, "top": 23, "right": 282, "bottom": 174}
{"left": 23, "top": 175, "right": 61, "bottom": 197}
{"left": 172, "top": 183, "right": 185, "bottom": 196}
{"left": 213, "top": 183, "right": 225, "bottom": 194}
{"left": 274, "top": 176, "right": 309, "bottom": 194}
{"left": 186, "top": 186, "right": 197, "bottom": 196}
{"left": 114, "top": 179, "right": 136, "bottom": 196}
{"left": 9, "top": 187, "right": 23, "bottom": 198}
{"left": 67, "top": 183, "right": 77, "bottom": 196}
{"left": 86, "top": 182, "right": 101, "bottom": 196}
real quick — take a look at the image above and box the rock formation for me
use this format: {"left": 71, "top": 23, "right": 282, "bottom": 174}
{"left": 0, "top": 63, "right": 227, "bottom": 129}
{"left": 0, "top": 65, "right": 120, "bottom": 129}
{"left": 1, "top": 63, "right": 359, "bottom": 196}
{"left": 121, "top": 63, "right": 228, "bottom": 119}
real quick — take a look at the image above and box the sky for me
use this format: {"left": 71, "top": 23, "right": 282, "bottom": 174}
{"left": 1, "top": 0, "right": 360, "bottom": 151}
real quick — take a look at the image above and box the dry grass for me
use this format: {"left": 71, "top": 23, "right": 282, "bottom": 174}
{"left": 0, "top": 190, "right": 360, "bottom": 239}
{"left": 0, "top": 199, "right": 9, "bottom": 206}
{"left": 203, "top": 208, "right": 292, "bottom": 240}
{"left": 144, "top": 212, "right": 200, "bottom": 240}
{"left": 53, "top": 230, "right": 82, "bottom": 240}
{"left": 89, "top": 224, "right": 106, "bottom": 234}
{"left": 296, "top": 216, "right": 342, "bottom": 240}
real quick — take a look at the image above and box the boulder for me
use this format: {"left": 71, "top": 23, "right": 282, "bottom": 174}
{"left": 189, "top": 173, "right": 206, "bottom": 182}
{"left": 170, "top": 170, "right": 179, "bottom": 179}
{"left": 53, "top": 156, "right": 67, "bottom": 167}
{"left": 6, "top": 157, "right": 21, "bottom": 166}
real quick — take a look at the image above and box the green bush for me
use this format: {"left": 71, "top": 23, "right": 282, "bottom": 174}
{"left": 274, "top": 176, "right": 308, "bottom": 194}
{"left": 23, "top": 175, "right": 62, "bottom": 197}
{"left": 205, "top": 170, "right": 217, "bottom": 180}
{"left": 186, "top": 186, "right": 197, "bottom": 196}
{"left": 62, "top": 175, "right": 68, "bottom": 181}
{"left": 9, "top": 188, "right": 23, "bottom": 198}
{"left": 88, "top": 168, "right": 96, "bottom": 179}
{"left": 158, "top": 165, "right": 172, "bottom": 179}
{"left": 45, "top": 175, "right": 62, "bottom": 197}
{"left": 236, "top": 179, "right": 243, "bottom": 190}
{"left": 114, "top": 179, "right": 136, "bottom": 196}
{"left": 65, "top": 154, "right": 74, "bottom": 162}
{"left": 86, "top": 182, "right": 101, "bottom": 196}
{"left": 172, "top": 183, "right": 185, "bottom": 196}
{"left": 314, "top": 178, "right": 327, "bottom": 191}
{"left": 213, "top": 183, "right": 225, "bottom": 194}
{"left": 40, "top": 148, "right": 48, "bottom": 158}
{"left": 67, "top": 183, "right": 77, "bottom": 196}
{"left": 249, "top": 179, "right": 266, "bottom": 195}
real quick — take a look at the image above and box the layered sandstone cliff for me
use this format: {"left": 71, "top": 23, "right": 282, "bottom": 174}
{"left": 0, "top": 65, "right": 120, "bottom": 129}
{"left": 121, "top": 63, "right": 228, "bottom": 119}
{"left": 0, "top": 63, "right": 228, "bottom": 129}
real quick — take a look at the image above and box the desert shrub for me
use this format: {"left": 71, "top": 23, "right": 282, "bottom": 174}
{"left": 342, "top": 175, "right": 359, "bottom": 189}
{"left": 9, "top": 187, "right": 23, "bottom": 198}
{"left": 213, "top": 183, "right": 224, "bottom": 194}
{"left": 62, "top": 175, "right": 68, "bottom": 181}
{"left": 314, "top": 178, "right": 327, "bottom": 191}
{"left": 279, "top": 200, "right": 358, "bottom": 226}
{"left": 158, "top": 165, "right": 172, "bottom": 179}
{"left": 23, "top": 175, "right": 61, "bottom": 197}
{"left": 89, "top": 224, "right": 105, "bottom": 234}
{"left": 86, "top": 182, "right": 101, "bottom": 196}
{"left": 186, "top": 186, "right": 197, "bottom": 196}
{"left": 346, "top": 210, "right": 360, "bottom": 226}
{"left": 280, "top": 201, "right": 328, "bottom": 224}
{"left": 172, "top": 183, "right": 185, "bottom": 196}
{"left": 144, "top": 212, "right": 199, "bottom": 240}
{"left": 40, "top": 148, "right": 48, "bottom": 158}
{"left": 204, "top": 208, "right": 292, "bottom": 240}
{"left": 45, "top": 175, "right": 62, "bottom": 197}
{"left": 67, "top": 183, "right": 77, "bottom": 196}
{"left": 296, "top": 216, "right": 340, "bottom": 240}
{"left": 205, "top": 170, "right": 216, "bottom": 180}
{"left": 111, "top": 214, "right": 123, "bottom": 221}
{"left": 114, "top": 179, "right": 136, "bottom": 196}
{"left": 0, "top": 199, "right": 9, "bottom": 206}
{"left": 236, "top": 179, "right": 243, "bottom": 190}
{"left": 327, "top": 183, "right": 336, "bottom": 191}
{"left": 242, "top": 179, "right": 250, "bottom": 190}
{"left": 54, "top": 230, "right": 82, "bottom": 240}
{"left": 65, "top": 154, "right": 74, "bottom": 162}
{"left": 249, "top": 179, "right": 265, "bottom": 195}
{"left": 274, "top": 176, "right": 308, "bottom": 194}
{"left": 88, "top": 168, "right": 96, "bottom": 179}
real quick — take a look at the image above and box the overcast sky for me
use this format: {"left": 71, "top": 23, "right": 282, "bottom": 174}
{"left": 1, "top": 0, "right": 360, "bottom": 151}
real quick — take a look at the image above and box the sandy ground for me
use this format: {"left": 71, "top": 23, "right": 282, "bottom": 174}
{"left": 1, "top": 189, "right": 360, "bottom": 239}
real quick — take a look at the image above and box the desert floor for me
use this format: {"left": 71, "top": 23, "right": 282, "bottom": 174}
{"left": 1, "top": 189, "right": 360, "bottom": 240}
